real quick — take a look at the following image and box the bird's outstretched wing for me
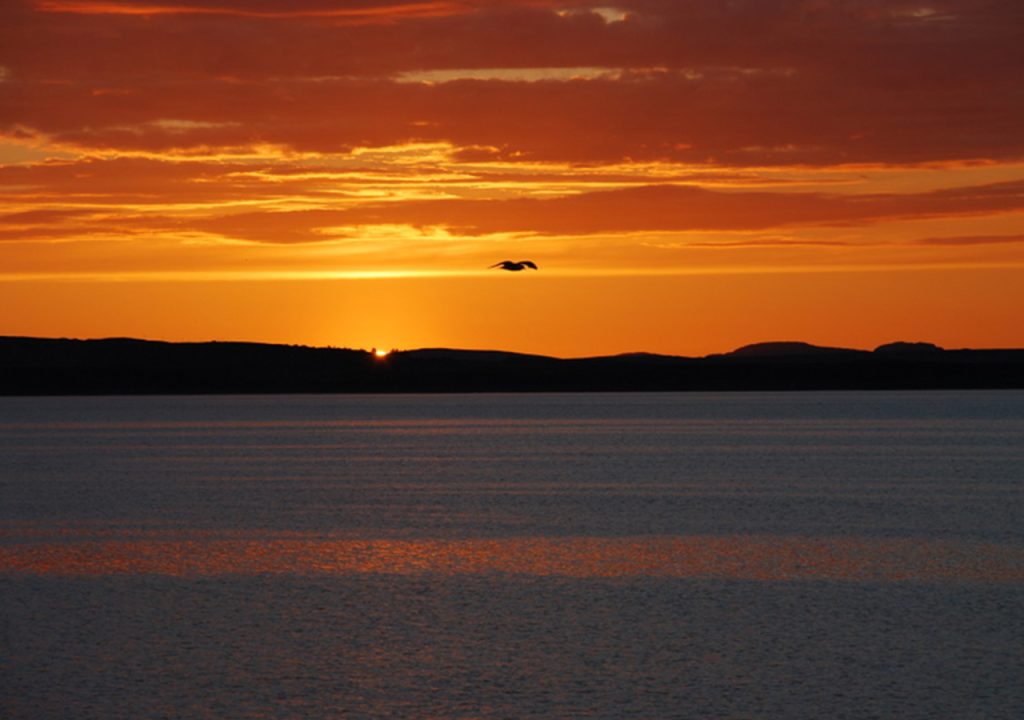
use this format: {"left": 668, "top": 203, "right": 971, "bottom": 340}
{"left": 518, "top": 260, "right": 538, "bottom": 269}
{"left": 489, "top": 260, "right": 513, "bottom": 268}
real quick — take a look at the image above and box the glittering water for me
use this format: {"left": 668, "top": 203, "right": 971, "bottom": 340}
{"left": 2, "top": 391, "right": 1023, "bottom": 719}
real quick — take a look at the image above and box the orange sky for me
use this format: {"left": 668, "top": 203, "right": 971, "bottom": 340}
{"left": 2, "top": 0, "right": 1023, "bottom": 356}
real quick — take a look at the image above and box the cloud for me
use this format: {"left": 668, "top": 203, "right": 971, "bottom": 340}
{"left": 186, "top": 180, "right": 1024, "bottom": 242}
{"left": 32, "top": 0, "right": 475, "bottom": 22}
{"left": 2, "top": 0, "right": 1022, "bottom": 279}
{"left": 2, "top": 0, "right": 1022, "bottom": 166}
{"left": 4, "top": 152, "right": 1022, "bottom": 247}
{"left": 4, "top": 71, "right": 1022, "bottom": 165}
{"left": 0, "top": 157, "right": 313, "bottom": 203}
{"left": 911, "top": 234, "right": 1024, "bottom": 246}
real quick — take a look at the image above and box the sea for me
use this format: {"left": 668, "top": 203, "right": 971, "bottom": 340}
{"left": 2, "top": 391, "right": 1023, "bottom": 719}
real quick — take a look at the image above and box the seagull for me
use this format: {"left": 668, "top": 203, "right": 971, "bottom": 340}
{"left": 490, "top": 260, "right": 538, "bottom": 271}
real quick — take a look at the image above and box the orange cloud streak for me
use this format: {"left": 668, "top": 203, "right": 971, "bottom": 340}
{"left": 34, "top": 0, "right": 466, "bottom": 21}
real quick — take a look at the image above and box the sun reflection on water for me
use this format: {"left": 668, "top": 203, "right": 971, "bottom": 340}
{"left": 2, "top": 535, "right": 1022, "bottom": 583}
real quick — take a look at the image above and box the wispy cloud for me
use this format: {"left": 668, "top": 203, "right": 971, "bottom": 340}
{"left": 0, "top": 0, "right": 1022, "bottom": 302}
{"left": 1, "top": 1, "right": 1020, "bottom": 163}
{"left": 911, "top": 234, "right": 1024, "bottom": 246}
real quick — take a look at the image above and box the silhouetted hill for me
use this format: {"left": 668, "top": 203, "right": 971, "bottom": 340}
{"left": 873, "top": 341, "right": 944, "bottom": 354}
{"left": 1, "top": 336, "right": 1022, "bottom": 395}
{"left": 0, "top": 337, "right": 374, "bottom": 395}
{"left": 725, "top": 341, "right": 867, "bottom": 357}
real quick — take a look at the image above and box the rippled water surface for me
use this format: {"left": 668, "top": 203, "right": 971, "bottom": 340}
{"left": 3, "top": 391, "right": 1023, "bottom": 718}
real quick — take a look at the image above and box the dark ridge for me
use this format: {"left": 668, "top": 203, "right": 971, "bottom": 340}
{"left": 873, "top": 341, "right": 945, "bottom": 354}
{"left": 398, "top": 348, "right": 556, "bottom": 363}
{"left": 725, "top": 341, "right": 867, "bottom": 357}
{"left": 1, "top": 336, "right": 1022, "bottom": 395}
{"left": 0, "top": 336, "right": 374, "bottom": 395}
{"left": 582, "top": 352, "right": 684, "bottom": 362}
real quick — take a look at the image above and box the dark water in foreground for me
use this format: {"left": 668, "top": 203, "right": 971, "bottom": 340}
{"left": 2, "top": 391, "right": 1023, "bottom": 719}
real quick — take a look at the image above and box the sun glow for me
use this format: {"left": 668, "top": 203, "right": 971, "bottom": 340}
{"left": 2, "top": 0, "right": 1022, "bottom": 354}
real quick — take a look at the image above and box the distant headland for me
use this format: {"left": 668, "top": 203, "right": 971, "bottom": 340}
{"left": 1, "top": 336, "right": 1022, "bottom": 395}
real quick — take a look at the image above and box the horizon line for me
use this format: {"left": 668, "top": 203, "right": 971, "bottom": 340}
{"left": 6, "top": 334, "right": 1021, "bottom": 361}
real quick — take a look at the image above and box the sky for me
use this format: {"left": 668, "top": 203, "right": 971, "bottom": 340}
{"left": 1, "top": 0, "right": 1023, "bottom": 356}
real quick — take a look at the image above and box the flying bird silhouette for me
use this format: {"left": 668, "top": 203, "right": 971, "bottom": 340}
{"left": 490, "top": 260, "right": 538, "bottom": 271}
